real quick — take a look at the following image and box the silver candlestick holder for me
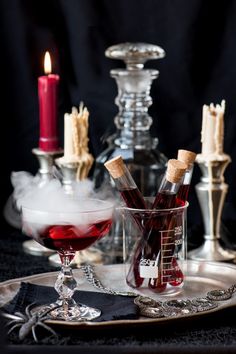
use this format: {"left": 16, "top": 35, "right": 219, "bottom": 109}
{"left": 23, "top": 148, "right": 63, "bottom": 256}
{"left": 32, "top": 148, "right": 63, "bottom": 185}
{"left": 188, "top": 155, "right": 235, "bottom": 261}
{"left": 54, "top": 158, "right": 78, "bottom": 195}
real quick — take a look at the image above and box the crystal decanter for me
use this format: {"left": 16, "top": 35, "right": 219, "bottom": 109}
{"left": 94, "top": 42, "right": 167, "bottom": 197}
{"left": 93, "top": 43, "right": 168, "bottom": 261}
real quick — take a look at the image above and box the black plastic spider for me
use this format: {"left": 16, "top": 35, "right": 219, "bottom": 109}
{"left": 2, "top": 303, "right": 58, "bottom": 342}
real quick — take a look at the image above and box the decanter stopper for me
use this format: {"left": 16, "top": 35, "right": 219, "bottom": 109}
{"left": 105, "top": 42, "right": 165, "bottom": 70}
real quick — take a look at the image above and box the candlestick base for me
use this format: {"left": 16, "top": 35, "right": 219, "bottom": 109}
{"left": 23, "top": 240, "right": 55, "bottom": 256}
{"left": 32, "top": 148, "right": 63, "bottom": 183}
{"left": 188, "top": 239, "right": 235, "bottom": 261}
{"left": 190, "top": 156, "right": 236, "bottom": 262}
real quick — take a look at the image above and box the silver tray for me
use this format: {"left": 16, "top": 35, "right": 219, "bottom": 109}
{"left": 0, "top": 260, "right": 236, "bottom": 329}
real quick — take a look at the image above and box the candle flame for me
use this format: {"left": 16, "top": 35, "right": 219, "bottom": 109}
{"left": 44, "top": 51, "right": 52, "bottom": 74}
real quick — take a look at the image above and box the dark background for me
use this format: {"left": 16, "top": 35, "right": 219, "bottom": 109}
{"left": 1, "top": 0, "right": 236, "bottom": 233}
{"left": 1, "top": 2, "right": 236, "bottom": 351}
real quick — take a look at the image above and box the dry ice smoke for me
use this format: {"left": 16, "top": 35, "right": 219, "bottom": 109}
{"left": 10, "top": 171, "right": 115, "bottom": 228}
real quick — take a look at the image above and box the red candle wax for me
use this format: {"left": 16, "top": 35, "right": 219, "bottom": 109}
{"left": 38, "top": 52, "right": 60, "bottom": 152}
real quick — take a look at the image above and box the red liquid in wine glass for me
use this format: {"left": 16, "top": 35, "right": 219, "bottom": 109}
{"left": 34, "top": 219, "right": 112, "bottom": 252}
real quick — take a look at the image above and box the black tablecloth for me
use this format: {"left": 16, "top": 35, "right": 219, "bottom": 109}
{"left": 1, "top": 224, "right": 236, "bottom": 354}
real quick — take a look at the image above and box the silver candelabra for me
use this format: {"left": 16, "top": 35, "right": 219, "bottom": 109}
{"left": 188, "top": 155, "right": 235, "bottom": 261}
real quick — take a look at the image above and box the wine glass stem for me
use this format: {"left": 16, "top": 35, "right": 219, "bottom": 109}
{"left": 55, "top": 253, "right": 77, "bottom": 316}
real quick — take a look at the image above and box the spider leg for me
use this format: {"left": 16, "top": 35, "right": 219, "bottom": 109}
{"left": 7, "top": 323, "right": 22, "bottom": 335}
{"left": 25, "top": 303, "right": 36, "bottom": 317}
{"left": 37, "top": 322, "right": 57, "bottom": 337}
{"left": 6, "top": 319, "right": 24, "bottom": 327}
{"left": 31, "top": 325, "right": 38, "bottom": 343}
{"left": 2, "top": 313, "right": 22, "bottom": 321}
{"left": 14, "top": 312, "right": 27, "bottom": 321}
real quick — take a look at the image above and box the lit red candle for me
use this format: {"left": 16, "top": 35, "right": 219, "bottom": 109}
{"left": 38, "top": 52, "right": 60, "bottom": 151}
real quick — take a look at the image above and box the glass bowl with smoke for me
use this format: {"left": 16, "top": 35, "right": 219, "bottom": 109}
{"left": 21, "top": 182, "right": 114, "bottom": 322}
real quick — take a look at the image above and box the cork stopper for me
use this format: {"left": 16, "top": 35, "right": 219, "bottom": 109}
{"left": 177, "top": 149, "right": 197, "bottom": 168}
{"left": 166, "top": 159, "right": 187, "bottom": 183}
{"left": 104, "top": 155, "right": 126, "bottom": 179}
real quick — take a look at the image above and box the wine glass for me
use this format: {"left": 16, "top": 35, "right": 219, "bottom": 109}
{"left": 21, "top": 198, "right": 114, "bottom": 321}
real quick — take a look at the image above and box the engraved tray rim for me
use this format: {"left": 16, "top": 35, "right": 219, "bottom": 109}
{"left": 0, "top": 260, "right": 236, "bottom": 329}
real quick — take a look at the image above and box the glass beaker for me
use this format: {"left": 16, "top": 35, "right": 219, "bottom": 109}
{"left": 121, "top": 200, "right": 188, "bottom": 295}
